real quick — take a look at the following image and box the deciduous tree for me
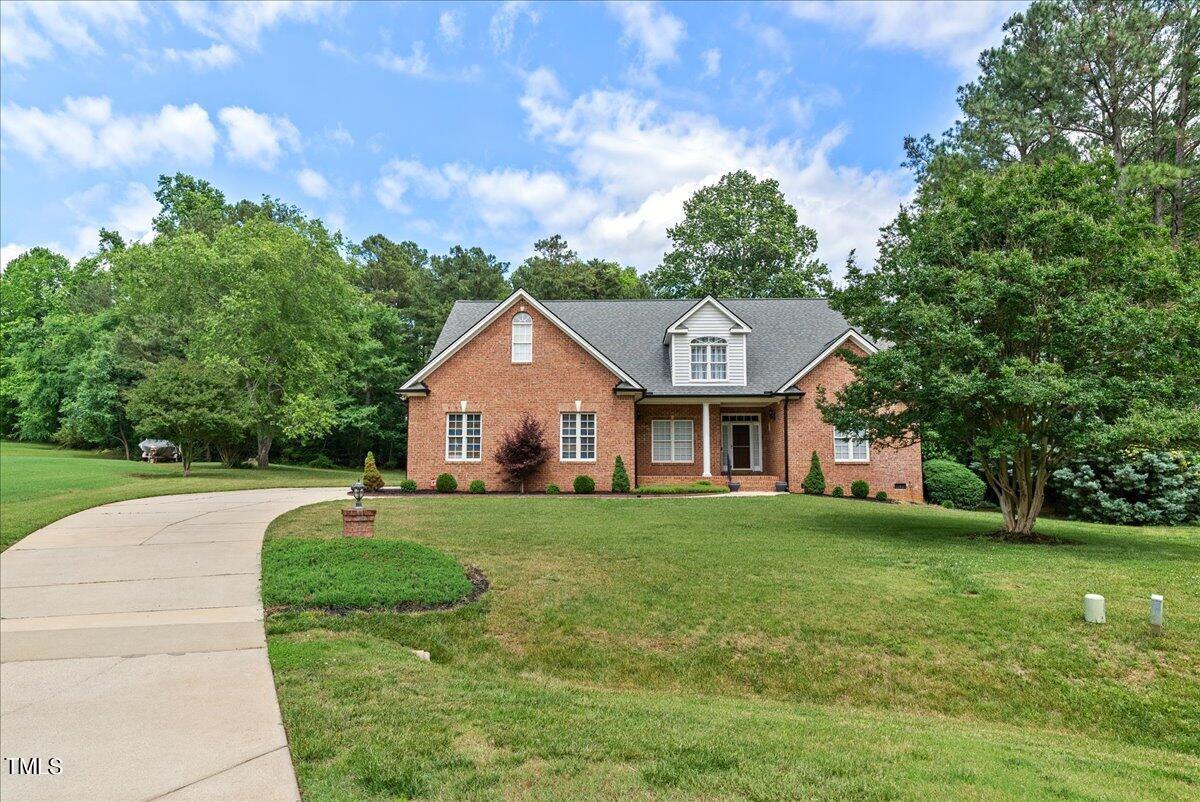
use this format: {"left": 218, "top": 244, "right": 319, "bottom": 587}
{"left": 647, "top": 171, "right": 827, "bottom": 298}
{"left": 822, "top": 158, "right": 1200, "bottom": 537}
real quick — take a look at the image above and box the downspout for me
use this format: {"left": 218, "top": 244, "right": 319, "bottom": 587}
{"left": 631, "top": 397, "right": 639, "bottom": 489}
{"left": 783, "top": 396, "right": 790, "bottom": 490}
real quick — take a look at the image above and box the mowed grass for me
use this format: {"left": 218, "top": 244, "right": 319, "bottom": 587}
{"left": 0, "top": 440, "right": 404, "bottom": 550}
{"left": 634, "top": 480, "right": 730, "bottom": 494}
{"left": 262, "top": 538, "right": 474, "bottom": 610}
{"left": 265, "top": 495, "right": 1200, "bottom": 800}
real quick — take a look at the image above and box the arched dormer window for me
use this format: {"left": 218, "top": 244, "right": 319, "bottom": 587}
{"left": 690, "top": 337, "right": 727, "bottom": 380}
{"left": 512, "top": 312, "right": 533, "bottom": 363}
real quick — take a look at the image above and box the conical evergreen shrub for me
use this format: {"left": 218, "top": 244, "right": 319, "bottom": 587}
{"left": 802, "top": 451, "right": 826, "bottom": 495}
{"left": 362, "top": 451, "right": 385, "bottom": 491}
{"left": 612, "top": 455, "right": 631, "bottom": 493}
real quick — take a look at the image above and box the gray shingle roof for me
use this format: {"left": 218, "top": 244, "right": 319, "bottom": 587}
{"left": 428, "top": 298, "right": 873, "bottom": 395}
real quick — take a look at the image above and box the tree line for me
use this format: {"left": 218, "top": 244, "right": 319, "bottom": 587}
{"left": 2, "top": 0, "right": 1196, "bottom": 537}
{"left": 1, "top": 169, "right": 823, "bottom": 470}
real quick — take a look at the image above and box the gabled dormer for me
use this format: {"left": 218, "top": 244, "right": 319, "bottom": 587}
{"left": 665, "top": 296, "right": 751, "bottom": 387}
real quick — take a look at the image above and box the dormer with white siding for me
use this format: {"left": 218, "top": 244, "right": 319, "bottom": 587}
{"left": 664, "top": 296, "right": 751, "bottom": 387}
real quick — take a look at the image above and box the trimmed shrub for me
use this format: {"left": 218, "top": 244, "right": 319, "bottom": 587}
{"left": 362, "top": 451, "right": 385, "bottom": 491}
{"left": 612, "top": 455, "right": 631, "bottom": 493}
{"left": 435, "top": 473, "right": 457, "bottom": 493}
{"left": 398, "top": 479, "right": 417, "bottom": 492}
{"left": 923, "top": 459, "right": 985, "bottom": 509}
{"left": 941, "top": 499, "right": 954, "bottom": 509}
{"left": 875, "top": 490, "right": 888, "bottom": 502}
{"left": 831, "top": 486, "right": 844, "bottom": 498}
{"left": 307, "top": 454, "right": 336, "bottom": 469}
{"left": 574, "top": 475, "right": 596, "bottom": 494}
{"left": 802, "top": 451, "right": 826, "bottom": 495}
{"left": 469, "top": 479, "right": 486, "bottom": 494}
{"left": 1052, "top": 450, "right": 1200, "bottom": 525}
{"left": 850, "top": 480, "right": 870, "bottom": 499}
{"left": 546, "top": 484, "right": 561, "bottom": 494}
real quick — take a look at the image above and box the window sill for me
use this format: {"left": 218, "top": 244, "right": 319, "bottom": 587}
{"left": 833, "top": 459, "right": 871, "bottom": 464}
{"left": 651, "top": 460, "right": 696, "bottom": 465}
{"left": 560, "top": 458, "right": 597, "bottom": 463}
{"left": 445, "top": 458, "right": 482, "bottom": 463}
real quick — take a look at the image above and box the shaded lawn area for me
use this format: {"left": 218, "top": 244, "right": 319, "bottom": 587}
{"left": 0, "top": 440, "right": 404, "bottom": 550}
{"left": 265, "top": 495, "right": 1200, "bottom": 800}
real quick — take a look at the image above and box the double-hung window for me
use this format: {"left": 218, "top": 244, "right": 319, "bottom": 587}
{"left": 511, "top": 313, "right": 533, "bottom": 363}
{"left": 833, "top": 429, "right": 870, "bottom": 462}
{"left": 446, "top": 413, "right": 482, "bottom": 461}
{"left": 560, "top": 412, "right": 596, "bottom": 461}
{"left": 651, "top": 419, "right": 694, "bottom": 463}
{"left": 690, "top": 337, "right": 727, "bottom": 380}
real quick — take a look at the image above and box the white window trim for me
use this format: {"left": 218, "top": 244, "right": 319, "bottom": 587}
{"left": 833, "top": 429, "right": 870, "bottom": 464}
{"left": 446, "top": 412, "right": 482, "bottom": 462}
{"left": 511, "top": 312, "right": 533, "bottom": 364}
{"left": 650, "top": 418, "right": 695, "bottom": 464}
{"left": 689, "top": 338, "right": 728, "bottom": 383}
{"left": 560, "top": 412, "right": 597, "bottom": 463}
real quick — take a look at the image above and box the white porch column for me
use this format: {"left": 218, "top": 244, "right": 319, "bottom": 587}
{"left": 702, "top": 402, "right": 712, "bottom": 477}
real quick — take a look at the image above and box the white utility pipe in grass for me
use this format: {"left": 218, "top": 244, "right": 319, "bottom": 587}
{"left": 1150, "top": 594, "right": 1164, "bottom": 635}
{"left": 1083, "top": 593, "right": 1105, "bottom": 624}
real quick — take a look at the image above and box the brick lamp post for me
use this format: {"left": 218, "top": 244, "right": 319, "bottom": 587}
{"left": 342, "top": 481, "right": 377, "bottom": 537}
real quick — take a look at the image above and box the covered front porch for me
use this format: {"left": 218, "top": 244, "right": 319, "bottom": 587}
{"left": 633, "top": 396, "right": 792, "bottom": 491}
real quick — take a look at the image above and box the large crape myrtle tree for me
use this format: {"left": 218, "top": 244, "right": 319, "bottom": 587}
{"left": 821, "top": 157, "right": 1199, "bottom": 538}
{"left": 494, "top": 413, "right": 551, "bottom": 493}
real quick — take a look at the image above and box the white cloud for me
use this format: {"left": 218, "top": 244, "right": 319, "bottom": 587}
{"left": 785, "top": 0, "right": 1024, "bottom": 72}
{"left": 218, "top": 106, "right": 301, "bottom": 168}
{"left": 0, "top": 96, "right": 218, "bottom": 169}
{"left": 163, "top": 42, "right": 238, "bottom": 70}
{"left": 490, "top": 1, "right": 539, "bottom": 53}
{"left": 0, "top": 1, "right": 146, "bottom": 66}
{"left": 606, "top": 1, "right": 686, "bottom": 80}
{"left": 375, "top": 159, "right": 453, "bottom": 213}
{"left": 326, "top": 123, "right": 354, "bottom": 147}
{"left": 173, "top": 0, "right": 343, "bottom": 50}
{"left": 296, "top": 168, "right": 331, "bottom": 199}
{"left": 374, "top": 42, "right": 430, "bottom": 76}
{"left": 378, "top": 68, "right": 910, "bottom": 274}
{"left": 701, "top": 48, "right": 721, "bottom": 78}
{"left": 439, "top": 10, "right": 463, "bottom": 46}
{"left": 58, "top": 180, "right": 159, "bottom": 259}
{"left": 319, "top": 38, "right": 354, "bottom": 59}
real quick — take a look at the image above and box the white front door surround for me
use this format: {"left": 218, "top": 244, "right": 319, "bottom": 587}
{"left": 722, "top": 413, "right": 763, "bottom": 472}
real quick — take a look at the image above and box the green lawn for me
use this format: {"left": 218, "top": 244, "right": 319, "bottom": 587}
{"left": 262, "top": 538, "right": 475, "bottom": 610}
{"left": 265, "top": 496, "right": 1200, "bottom": 800}
{"left": 0, "top": 440, "right": 403, "bottom": 550}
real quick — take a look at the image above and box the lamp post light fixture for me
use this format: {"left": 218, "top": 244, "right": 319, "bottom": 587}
{"left": 351, "top": 481, "right": 366, "bottom": 509}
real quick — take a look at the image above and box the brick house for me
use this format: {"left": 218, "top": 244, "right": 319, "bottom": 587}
{"left": 400, "top": 289, "right": 922, "bottom": 500}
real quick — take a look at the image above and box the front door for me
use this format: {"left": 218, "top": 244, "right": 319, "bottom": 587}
{"left": 730, "top": 423, "right": 752, "bottom": 470}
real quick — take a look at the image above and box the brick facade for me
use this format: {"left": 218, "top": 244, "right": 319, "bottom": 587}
{"left": 405, "top": 303, "right": 636, "bottom": 492}
{"left": 787, "top": 343, "right": 924, "bottom": 502}
{"left": 406, "top": 308, "right": 922, "bottom": 500}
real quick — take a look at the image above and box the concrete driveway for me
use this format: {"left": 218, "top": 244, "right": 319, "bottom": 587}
{"left": 1, "top": 487, "right": 346, "bottom": 801}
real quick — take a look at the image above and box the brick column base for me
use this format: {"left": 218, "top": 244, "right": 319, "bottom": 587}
{"left": 341, "top": 508, "right": 377, "bottom": 537}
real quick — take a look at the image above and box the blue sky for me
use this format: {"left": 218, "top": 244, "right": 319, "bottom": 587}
{"left": 0, "top": 1, "right": 1025, "bottom": 276}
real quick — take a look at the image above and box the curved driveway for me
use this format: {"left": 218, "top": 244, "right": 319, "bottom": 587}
{"left": 0, "top": 487, "right": 345, "bottom": 801}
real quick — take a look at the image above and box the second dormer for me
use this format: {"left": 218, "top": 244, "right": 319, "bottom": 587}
{"left": 666, "top": 296, "right": 751, "bottom": 387}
